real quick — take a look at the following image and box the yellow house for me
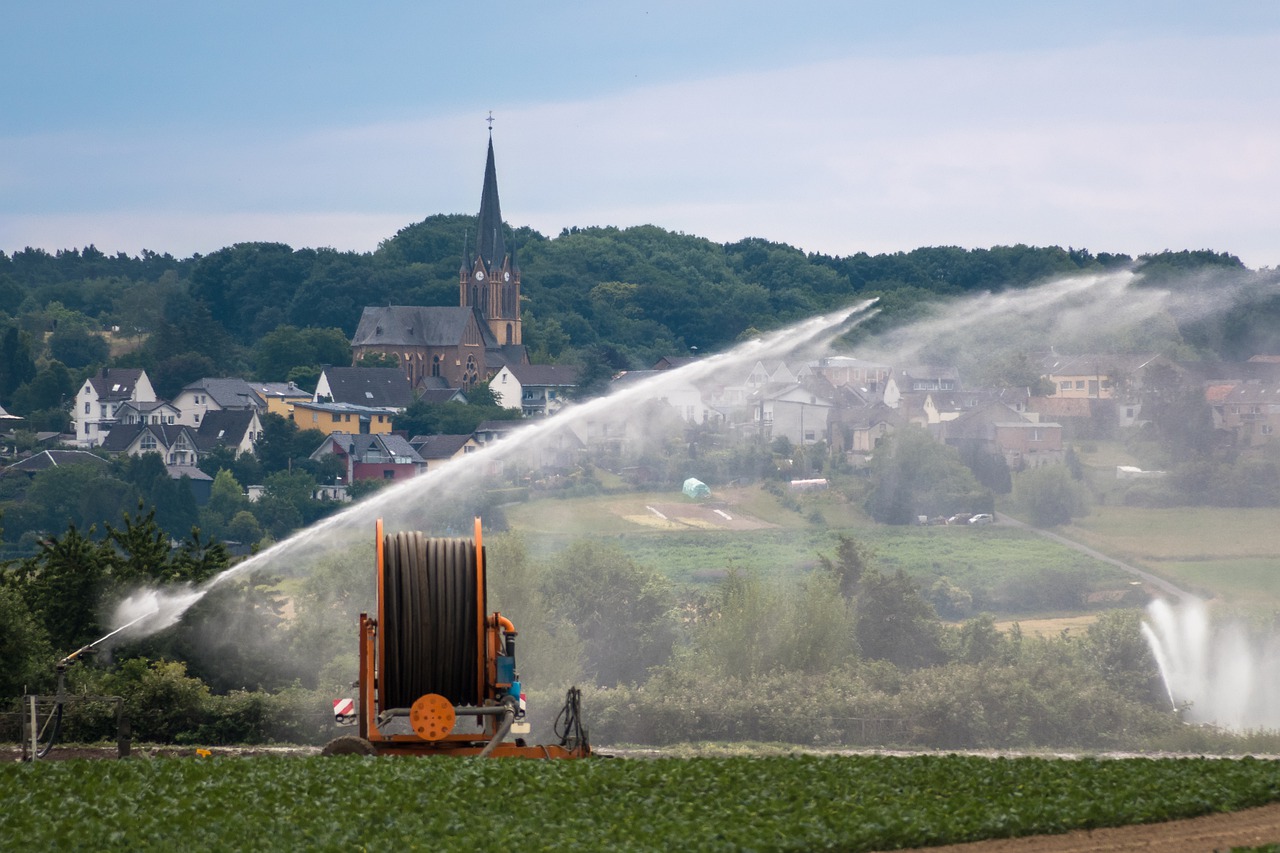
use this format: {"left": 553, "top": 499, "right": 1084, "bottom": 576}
{"left": 288, "top": 401, "right": 394, "bottom": 435}
{"left": 248, "top": 381, "right": 313, "bottom": 418}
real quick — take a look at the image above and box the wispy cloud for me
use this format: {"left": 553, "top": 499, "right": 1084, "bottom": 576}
{"left": 4, "top": 33, "right": 1278, "bottom": 265}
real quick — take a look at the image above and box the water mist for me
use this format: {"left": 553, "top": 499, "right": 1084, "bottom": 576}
{"left": 1143, "top": 598, "right": 1280, "bottom": 731}
{"left": 111, "top": 266, "right": 1218, "bottom": 672}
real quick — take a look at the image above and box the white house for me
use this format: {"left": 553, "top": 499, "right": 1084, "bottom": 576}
{"left": 172, "top": 378, "right": 265, "bottom": 427}
{"left": 100, "top": 422, "right": 203, "bottom": 467}
{"left": 754, "top": 383, "right": 836, "bottom": 446}
{"left": 196, "top": 409, "right": 264, "bottom": 457}
{"left": 491, "top": 364, "right": 580, "bottom": 417}
{"left": 115, "top": 400, "right": 180, "bottom": 427}
{"left": 72, "top": 368, "right": 157, "bottom": 447}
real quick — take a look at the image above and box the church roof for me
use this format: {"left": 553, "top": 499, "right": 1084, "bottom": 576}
{"left": 352, "top": 306, "right": 493, "bottom": 348}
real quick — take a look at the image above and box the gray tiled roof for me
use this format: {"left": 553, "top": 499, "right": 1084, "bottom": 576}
{"left": 88, "top": 368, "right": 145, "bottom": 401}
{"left": 196, "top": 409, "right": 257, "bottom": 447}
{"left": 5, "top": 449, "right": 110, "bottom": 475}
{"left": 410, "top": 434, "right": 472, "bottom": 459}
{"left": 320, "top": 367, "right": 414, "bottom": 409}
{"left": 182, "top": 378, "right": 266, "bottom": 410}
{"left": 100, "top": 422, "right": 199, "bottom": 453}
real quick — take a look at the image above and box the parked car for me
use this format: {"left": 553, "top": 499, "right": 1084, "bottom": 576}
{"left": 968, "top": 513, "right": 994, "bottom": 525}
{"left": 946, "top": 513, "right": 972, "bottom": 525}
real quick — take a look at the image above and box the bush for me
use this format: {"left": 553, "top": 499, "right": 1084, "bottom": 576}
{"left": 1013, "top": 465, "right": 1088, "bottom": 526}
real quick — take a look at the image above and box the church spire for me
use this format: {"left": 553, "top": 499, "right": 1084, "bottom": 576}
{"left": 475, "top": 129, "right": 506, "bottom": 272}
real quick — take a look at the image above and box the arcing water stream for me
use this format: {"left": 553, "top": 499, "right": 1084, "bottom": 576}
{"left": 111, "top": 299, "right": 882, "bottom": 635}
{"left": 110, "top": 263, "right": 1274, "bottom": 735}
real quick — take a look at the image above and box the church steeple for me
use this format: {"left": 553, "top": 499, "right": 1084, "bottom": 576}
{"left": 460, "top": 120, "right": 522, "bottom": 347}
{"left": 475, "top": 135, "right": 507, "bottom": 273}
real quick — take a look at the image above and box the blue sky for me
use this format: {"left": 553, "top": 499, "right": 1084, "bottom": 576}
{"left": 4, "top": 2, "right": 1279, "bottom": 266}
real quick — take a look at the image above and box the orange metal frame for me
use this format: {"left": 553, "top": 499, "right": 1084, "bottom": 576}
{"left": 357, "top": 518, "right": 588, "bottom": 758}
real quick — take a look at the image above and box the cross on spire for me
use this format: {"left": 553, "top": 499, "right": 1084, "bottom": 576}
{"left": 486, "top": 111, "right": 494, "bottom": 135}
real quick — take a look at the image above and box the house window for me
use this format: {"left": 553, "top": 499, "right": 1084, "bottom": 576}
{"left": 84, "top": 402, "right": 90, "bottom": 413}
{"left": 1059, "top": 382, "right": 1070, "bottom": 391}
{"left": 84, "top": 423, "right": 90, "bottom": 434}
{"left": 1126, "top": 408, "right": 1135, "bottom": 418}
{"left": 383, "top": 470, "right": 395, "bottom": 480}
{"left": 1030, "top": 429, "right": 1042, "bottom": 442}
{"left": 432, "top": 355, "right": 441, "bottom": 377}
{"left": 804, "top": 430, "right": 816, "bottom": 442}
{"left": 141, "top": 434, "right": 157, "bottom": 450}
{"left": 1263, "top": 424, "right": 1274, "bottom": 436}
{"left": 1075, "top": 380, "right": 1085, "bottom": 390}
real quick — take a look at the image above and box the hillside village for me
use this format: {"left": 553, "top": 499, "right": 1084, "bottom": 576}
{"left": 3, "top": 135, "right": 1280, "bottom": 548}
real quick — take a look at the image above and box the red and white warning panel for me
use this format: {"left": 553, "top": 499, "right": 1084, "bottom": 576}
{"left": 333, "top": 697, "right": 356, "bottom": 725}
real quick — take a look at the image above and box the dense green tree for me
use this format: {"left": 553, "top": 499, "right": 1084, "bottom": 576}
{"left": 12, "top": 524, "right": 114, "bottom": 650}
{"left": 0, "top": 323, "right": 37, "bottom": 400}
{"left": 203, "top": 470, "right": 248, "bottom": 536}
{"left": 818, "top": 533, "right": 873, "bottom": 600}
{"left": 24, "top": 461, "right": 121, "bottom": 534}
{"left": 189, "top": 242, "right": 311, "bottom": 340}
{"left": 864, "top": 428, "right": 993, "bottom": 524}
{"left": 0, "top": 583, "right": 55, "bottom": 696}
{"left": 1013, "top": 464, "right": 1089, "bottom": 527}
{"left": 48, "top": 323, "right": 109, "bottom": 369}
{"left": 539, "top": 540, "right": 677, "bottom": 687}
{"left": 8, "top": 360, "right": 75, "bottom": 419}
{"left": 394, "top": 399, "right": 520, "bottom": 437}
{"left": 252, "top": 325, "right": 352, "bottom": 381}
{"left": 255, "top": 413, "right": 326, "bottom": 475}
{"left": 854, "top": 567, "right": 944, "bottom": 669}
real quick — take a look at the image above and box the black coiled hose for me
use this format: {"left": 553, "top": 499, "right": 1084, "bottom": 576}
{"left": 381, "top": 532, "right": 483, "bottom": 709}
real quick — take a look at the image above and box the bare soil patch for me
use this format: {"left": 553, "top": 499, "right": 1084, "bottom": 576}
{"left": 882, "top": 801, "right": 1280, "bottom": 852}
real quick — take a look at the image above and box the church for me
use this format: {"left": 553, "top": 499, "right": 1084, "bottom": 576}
{"left": 350, "top": 132, "right": 529, "bottom": 390}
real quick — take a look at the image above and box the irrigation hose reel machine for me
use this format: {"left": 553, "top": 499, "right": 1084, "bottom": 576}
{"left": 325, "top": 518, "right": 589, "bottom": 758}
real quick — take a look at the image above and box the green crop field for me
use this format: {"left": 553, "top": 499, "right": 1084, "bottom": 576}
{"left": 3, "top": 754, "right": 1279, "bottom": 851}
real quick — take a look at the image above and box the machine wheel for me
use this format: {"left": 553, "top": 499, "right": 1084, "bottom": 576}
{"left": 321, "top": 735, "right": 376, "bottom": 756}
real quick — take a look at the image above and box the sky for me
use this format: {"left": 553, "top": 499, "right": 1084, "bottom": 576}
{"left": 3, "top": 2, "right": 1279, "bottom": 268}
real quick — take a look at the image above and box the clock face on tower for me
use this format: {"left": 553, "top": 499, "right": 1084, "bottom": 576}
{"left": 504, "top": 271, "right": 510, "bottom": 282}
{"left": 475, "top": 271, "right": 485, "bottom": 281}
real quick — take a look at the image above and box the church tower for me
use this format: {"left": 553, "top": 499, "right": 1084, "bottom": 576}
{"left": 460, "top": 129, "right": 522, "bottom": 347}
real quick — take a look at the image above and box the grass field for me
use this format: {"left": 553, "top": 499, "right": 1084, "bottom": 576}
{"left": 1066, "top": 506, "right": 1280, "bottom": 610}
{"left": 4, "top": 754, "right": 1280, "bottom": 851}
{"left": 504, "top": 487, "right": 1133, "bottom": 616}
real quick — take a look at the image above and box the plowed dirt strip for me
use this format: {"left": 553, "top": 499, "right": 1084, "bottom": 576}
{"left": 881, "top": 801, "right": 1280, "bottom": 852}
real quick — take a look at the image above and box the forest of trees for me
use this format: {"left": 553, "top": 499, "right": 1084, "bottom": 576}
{"left": 3, "top": 217, "right": 1274, "bottom": 440}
